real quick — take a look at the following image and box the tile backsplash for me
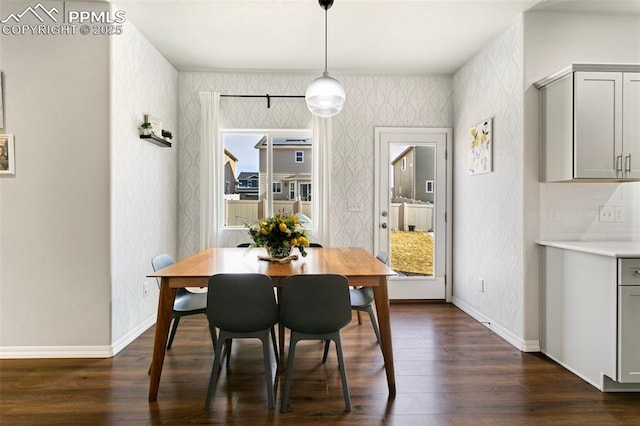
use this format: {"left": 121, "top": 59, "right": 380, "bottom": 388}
{"left": 540, "top": 182, "right": 640, "bottom": 241}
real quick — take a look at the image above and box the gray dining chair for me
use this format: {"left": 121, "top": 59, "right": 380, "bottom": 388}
{"left": 151, "top": 254, "right": 208, "bottom": 350}
{"left": 204, "top": 273, "right": 279, "bottom": 410}
{"left": 345, "top": 251, "right": 387, "bottom": 347}
{"left": 279, "top": 274, "right": 352, "bottom": 413}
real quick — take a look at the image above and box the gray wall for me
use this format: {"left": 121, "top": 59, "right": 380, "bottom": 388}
{"left": 0, "top": 1, "right": 112, "bottom": 350}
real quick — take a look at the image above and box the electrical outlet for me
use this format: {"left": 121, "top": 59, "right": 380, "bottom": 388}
{"left": 599, "top": 206, "right": 614, "bottom": 223}
{"left": 143, "top": 280, "right": 151, "bottom": 298}
{"left": 614, "top": 206, "right": 625, "bottom": 223}
{"left": 348, "top": 201, "right": 362, "bottom": 212}
{"left": 479, "top": 278, "right": 485, "bottom": 293}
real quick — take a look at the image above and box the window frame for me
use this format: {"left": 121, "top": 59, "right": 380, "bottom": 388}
{"left": 295, "top": 151, "right": 304, "bottom": 163}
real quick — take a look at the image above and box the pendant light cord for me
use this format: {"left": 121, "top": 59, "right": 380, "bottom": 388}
{"left": 324, "top": 6, "right": 328, "bottom": 74}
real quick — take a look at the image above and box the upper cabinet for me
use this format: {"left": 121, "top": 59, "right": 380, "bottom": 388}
{"left": 535, "top": 64, "right": 640, "bottom": 182}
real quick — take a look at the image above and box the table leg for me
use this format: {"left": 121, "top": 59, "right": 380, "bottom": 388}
{"left": 148, "top": 278, "right": 176, "bottom": 402}
{"left": 373, "top": 277, "right": 396, "bottom": 398}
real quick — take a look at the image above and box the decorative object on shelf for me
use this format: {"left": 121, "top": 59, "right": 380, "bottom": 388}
{"left": 305, "top": 0, "right": 345, "bottom": 118}
{"left": 468, "top": 118, "right": 493, "bottom": 175}
{"left": 247, "top": 213, "right": 310, "bottom": 258}
{"left": 144, "top": 114, "right": 162, "bottom": 136}
{"left": 0, "top": 134, "right": 15, "bottom": 175}
{"left": 161, "top": 129, "right": 173, "bottom": 141}
{"left": 139, "top": 122, "right": 153, "bottom": 136}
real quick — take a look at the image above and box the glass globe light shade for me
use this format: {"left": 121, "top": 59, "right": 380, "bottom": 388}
{"left": 305, "top": 72, "right": 346, "bottom": 117}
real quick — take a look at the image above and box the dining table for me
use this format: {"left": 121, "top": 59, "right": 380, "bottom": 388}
{"left": 146, "top": 246, "right": 397, "bottom": 402}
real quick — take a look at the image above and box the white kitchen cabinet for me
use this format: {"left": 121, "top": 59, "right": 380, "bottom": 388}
{"left": 535, "top": 64, "right": 640, "bottom": 182}
{"left": 539, "top": 242, "right": 640, "bottom": 391}
{"left": 618, "top": 259, "right": 640, "bottom": 383}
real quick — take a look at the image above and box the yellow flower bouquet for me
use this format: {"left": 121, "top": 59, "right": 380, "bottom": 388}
{"left": 247, "top": 213, "right": 310, "bottom": 258}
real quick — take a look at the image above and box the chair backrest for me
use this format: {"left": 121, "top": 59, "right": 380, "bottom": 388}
{"left": 207, "top": 273, "right": 277, "bottom": 332}
{"left": 236, "top": 243, "right": 251, "bottom": 247}
{"left": 376, "top": 252, "right": 389, "bottom": 264}
{"left": 309, "top": 243, "right": 323, "bottom": 247}
{"left": 280, "top": 274, "right": 351, "bottom": 334}
{"left": 151, "top": 254, "right": 175, "bottom": 287}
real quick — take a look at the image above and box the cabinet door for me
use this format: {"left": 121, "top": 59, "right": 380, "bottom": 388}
{"left": 575, "top": 72, "right": 623, "bottom": 179}
{"left": 623, "top": 72, "right": 640, "bottom": 179}
{"left": 618, "top": 285, "right": 640, "bottom": 383}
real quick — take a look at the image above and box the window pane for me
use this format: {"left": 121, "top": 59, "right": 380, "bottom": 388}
{"left": 272, "top": 136, "right": 312, "bottom": 220}
{"left": 223, "top": 133, "right": 263, "bottom": 227}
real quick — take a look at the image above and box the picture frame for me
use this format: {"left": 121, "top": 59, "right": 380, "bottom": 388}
{"left": 0, "top": 134, "right": 15, "bottom": 175}
{"left": 0, "top": 72, "right": 4, "bottom": 129}
{"left": 468, "top": 118, "right": 493, "bottom": 175}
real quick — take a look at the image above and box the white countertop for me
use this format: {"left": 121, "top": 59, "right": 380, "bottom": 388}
{"left": 537, "top": 240, "right": 640, "bottom": 257}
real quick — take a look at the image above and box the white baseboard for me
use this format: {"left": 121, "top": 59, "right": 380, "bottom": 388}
{"left": 0, "top": 314, "right": 156, "bottom": 359}
{"left": 452, "top": 296, "right": 540, "bottom": 353}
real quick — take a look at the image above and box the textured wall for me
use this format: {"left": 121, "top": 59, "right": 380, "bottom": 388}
{"left": 452, "top": 19, "right": 524, "bottom": 339}
{"left": 111, "top": 21, "right": 179, "bottom": 344}
{"left": 178, "top": 73, "right": 452, "bottom": 258}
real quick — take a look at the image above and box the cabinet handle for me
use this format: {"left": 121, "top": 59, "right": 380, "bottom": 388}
{"left": 616, "top": 154, "right": 623, "bottom": 177}
{"left": 625, "top": 154, "right": 631, "bottom": 174}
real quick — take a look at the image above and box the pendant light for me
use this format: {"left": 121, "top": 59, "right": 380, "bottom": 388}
{"left": 305, "top": 0, "right": 345, "bottom": 117}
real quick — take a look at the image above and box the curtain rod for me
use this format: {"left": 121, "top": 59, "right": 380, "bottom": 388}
{"left": 220, "top": 94, "right": 304, "bottom": 109}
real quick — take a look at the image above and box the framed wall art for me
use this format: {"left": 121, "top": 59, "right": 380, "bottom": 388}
{"left": 469, "top": 118, "right": 492, "bottom": 175}
{"left": 0, "top": 134, "right": 15, "bottom": 175}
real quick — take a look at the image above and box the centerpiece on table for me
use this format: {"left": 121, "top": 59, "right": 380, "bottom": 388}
{"left": 247, "top": 213, "right": 310, "bottom": 259}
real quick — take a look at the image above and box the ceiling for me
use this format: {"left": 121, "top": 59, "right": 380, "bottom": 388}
{"left": 110, "top": 0, "right": 640, "bottom": 75}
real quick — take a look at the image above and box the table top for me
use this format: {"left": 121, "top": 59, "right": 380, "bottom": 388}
{"left": 148, "top": 247, "right": 396, "bottom": 280}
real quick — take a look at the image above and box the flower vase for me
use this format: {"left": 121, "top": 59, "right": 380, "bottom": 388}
{"left": 267, "top": 244, "right": 291, "bottom": 259}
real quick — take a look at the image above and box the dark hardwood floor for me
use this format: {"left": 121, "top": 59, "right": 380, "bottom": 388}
{"left": 1, "top": 303, "right": 639, "bottom": 425}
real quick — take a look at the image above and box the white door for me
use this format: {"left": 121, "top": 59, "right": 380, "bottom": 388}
{"left": 374, "top": 127, "right": 452, "bottom": 301}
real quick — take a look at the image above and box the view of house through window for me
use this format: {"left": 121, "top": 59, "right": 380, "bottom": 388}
{"left": 222, "top": 131, "right": 314, "bottom": 230}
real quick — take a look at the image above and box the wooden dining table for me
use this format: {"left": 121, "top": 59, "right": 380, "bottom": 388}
{"left": 146, "top": 246, "right": 397, "bottom": 402}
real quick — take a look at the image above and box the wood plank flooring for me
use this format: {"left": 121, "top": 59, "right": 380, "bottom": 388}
{"left": 1, "top": 303, "right": 639, "bottom": 425}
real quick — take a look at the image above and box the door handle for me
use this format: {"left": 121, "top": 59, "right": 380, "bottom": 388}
{"left": 381, "top": 223, "right": 388, "bottom": 229}
{"left": 625, "top": 154, "right": 631, "bottom": 175}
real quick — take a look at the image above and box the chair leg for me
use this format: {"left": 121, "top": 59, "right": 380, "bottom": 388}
{"left": 334, "top": 334, "right": 351, "bottom": 412}
{"left": 225, "top": 339, "right": 232, "bottom": 369}
{"left": 281, "top": 333, "right": 300, "bottom": 413}
{"left": 357, "top": 310, "right": 363, "bottom": 325}
{"left": 204, "top": 331, "right": 226, "bottom": 410}
{"left": 270, "top": 326, "right": 279, "bottom": 364}
{"left": 322, "top": 340, "right": 330, "bottom": 364}
{"left": 167, "top": 316, "right": 180, "bottom": 349}
{"left": 365, "top": 306, "right": 382, "bottom": 346}
{"left": 260, "top": 331, "right": 275, "bottom": 409}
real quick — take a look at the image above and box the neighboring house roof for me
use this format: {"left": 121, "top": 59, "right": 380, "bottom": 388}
{"left": 282, "top": 173, "right": 311, "bottom": 181}
{"left": 224, "top": 148, "right": 238, "bottom": 162}
{"left": 391, "top": 146, "right": 414, "bottom": 165}
{"left": 254, "top": 136, "right": 312, "bottom": 149}
{"left": 237, "top": 172, "right": 259, "bottom": 180}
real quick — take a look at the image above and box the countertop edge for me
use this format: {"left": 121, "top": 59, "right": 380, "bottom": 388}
{"left": 536, "top": 240, "right": 640, "bottom": 257}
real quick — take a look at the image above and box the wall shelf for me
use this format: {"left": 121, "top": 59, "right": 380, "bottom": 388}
{"left": 140, "top": 134, "right": 171, "bottom": 148}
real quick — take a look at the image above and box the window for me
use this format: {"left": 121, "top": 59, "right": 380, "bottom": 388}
{"left": 426, "top": 180, "right": 434, "bottom": 193}
{"left": 221, "top": 130, "right": 314, "bottom": 228}
{"left": 401, "top": 157, "right": 407, "bottom": 170}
